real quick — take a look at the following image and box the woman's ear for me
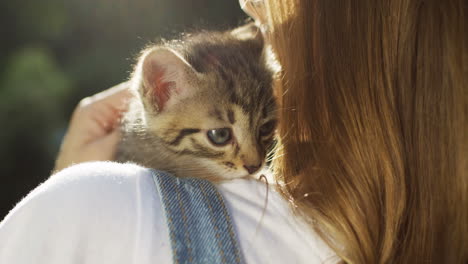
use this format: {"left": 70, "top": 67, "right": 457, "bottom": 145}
{"left": 137, "top": 47, "right": 198, "bottom": 112}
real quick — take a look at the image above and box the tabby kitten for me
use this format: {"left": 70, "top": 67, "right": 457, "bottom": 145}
{"left": 116, "top": 24, "right": 277, "bottom": 181}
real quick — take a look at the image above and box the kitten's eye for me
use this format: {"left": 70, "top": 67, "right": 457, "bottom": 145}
{"left": 207, "top": 128, "right": 232, "bottom": 146}
{"left": 259, "top": 120, "right": 277, "bottom": 137}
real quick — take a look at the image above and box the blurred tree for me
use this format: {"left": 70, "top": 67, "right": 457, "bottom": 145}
{"left": 0, "top": 46, "right": 72, "bottom": 214}
{"left": 0, "top": 0, "right": 245, "bottom": 218}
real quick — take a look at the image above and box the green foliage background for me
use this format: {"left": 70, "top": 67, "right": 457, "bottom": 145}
{"left": 0, "top": 0, "right": 245, "bottom": 218}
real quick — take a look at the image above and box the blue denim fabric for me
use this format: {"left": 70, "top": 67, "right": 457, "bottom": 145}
{"left": 151, "top": 170, "right": 245, "bottom": 264}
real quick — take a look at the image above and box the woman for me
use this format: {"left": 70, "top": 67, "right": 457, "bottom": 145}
{"left": 1, "top": 0, "right": 466, "bottom": 263}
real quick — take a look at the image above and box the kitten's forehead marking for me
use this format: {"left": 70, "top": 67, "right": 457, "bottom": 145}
{"left": 226, "top": 77, "right": 274, "bottom": 123}
{"left": 227, "top": 109, "right": 236, "bottom": 124}
{"left": 196, "top": 44, "right": 272, "bottom": 118}
{"left": 210, "top": 108, "right": 224, "bottom": 122}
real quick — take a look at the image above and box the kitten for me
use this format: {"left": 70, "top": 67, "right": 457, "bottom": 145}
{"left": 116, "top": 24, "right": 277, "bottom": 181}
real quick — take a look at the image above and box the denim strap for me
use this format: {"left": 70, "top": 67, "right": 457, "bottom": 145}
{"left": 151, "top": 170, "right": 245, "bottom": 264}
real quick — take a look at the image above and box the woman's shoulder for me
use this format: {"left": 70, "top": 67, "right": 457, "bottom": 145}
{"left": 0, "top": 162, "right": 171, "bottom": 264}
{"left": 51, "top": 163, "right": 334, "bottom": 263}
{"left": 217, "top": 178, "right": 338, "bottom": 264}
{"left": 0, "top": 162, "right": 337, "bottom": 263}
{"left": 8, "top": 161, "right": 160, "bottom": 223}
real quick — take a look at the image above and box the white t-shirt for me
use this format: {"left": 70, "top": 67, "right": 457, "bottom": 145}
{"left": 0, "top": 162, "right": 338, "bottom": 264}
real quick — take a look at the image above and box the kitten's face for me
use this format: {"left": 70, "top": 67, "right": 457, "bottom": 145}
{"left": 135, "top": 24, "right": 277, "bottom": 179}
{"left": 146, "top": 84, "right": 277, "bottom": 179}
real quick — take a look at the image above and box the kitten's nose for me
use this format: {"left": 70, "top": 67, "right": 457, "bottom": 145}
{"left": 243, "top": 164, "right": 261, "bottom": 174}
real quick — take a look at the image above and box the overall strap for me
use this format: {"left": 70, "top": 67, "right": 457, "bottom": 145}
{"left": 151, "top": 170, "right": 245, "bottom": 264}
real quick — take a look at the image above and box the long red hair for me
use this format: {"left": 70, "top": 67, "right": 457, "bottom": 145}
{"left": 267, "top": 0, "right": 467, "bottom": 263}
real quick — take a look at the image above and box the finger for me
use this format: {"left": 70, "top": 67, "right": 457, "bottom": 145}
{"left": 92, "top": 82, "right": 134, "bottom": 107}
{"left": 78, "top": 82, "right": 134, "bottom": 114}
{"left": 93, "top": 102, "right": 122, "bottom": 125}
{"left": 77, "top": 92, "right": 128, "bottom": 131}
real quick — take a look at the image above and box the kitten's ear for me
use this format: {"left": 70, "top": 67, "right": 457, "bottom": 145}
{"left": 138, "top": 47, "right": 197, "bottom": 112}
{"left": 231, "top": 22, "right": 264, "bottom": 53}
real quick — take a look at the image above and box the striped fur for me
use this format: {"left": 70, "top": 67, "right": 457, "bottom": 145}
{"left": 116, "top": 24, "right": 277, "bottom": 181}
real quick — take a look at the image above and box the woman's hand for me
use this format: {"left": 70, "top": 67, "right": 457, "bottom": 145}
{"left": 53, "top": 82, "right": 133, "bottom": 173}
